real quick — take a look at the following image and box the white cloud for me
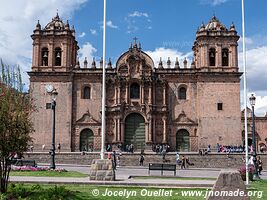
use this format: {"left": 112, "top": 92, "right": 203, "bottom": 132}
{"left": 200, "top": 0, "right": 228, "bottom": 6}
{"left": 78, "top": 42, "right": 97, "bottom": 67}
{"left": 239, "top": 43, "right": 267, "bottom": 116}
{"left": 145, "top": 47, "right": 193, "bottom": 68}
{"left": 106, "top": 20, "right": 118, "bottom": 29}
{"left": 78, "top": 32, "right": 86, "bottom": 38}
{"left": 90, "top": 29, "right": 97, "bottom": 35}
{"left": 0, "top": 0, "right": 88, "bottom": 90}
{"left": 129, "top": 11, "right": 149, "bottom": 18}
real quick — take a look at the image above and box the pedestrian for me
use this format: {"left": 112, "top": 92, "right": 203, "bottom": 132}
{"left": 207, "top": 144, "right": 211, "bottom": 152}
{"left": 30, "top": 145, "right": 34, "bottom": 152}
{"left": 107, "top": 152, "right": 112, "bottom": 160}
{"left": 117, "top": 152, "right": 122, "bottom": 167}
{"left": 181, "top": 155, "right": 186, "bottom": 169}
{"left": 139, "top": 154, "right": 144, "bottom": 166}
{"left": 112, "top": 151, "right": 117, "bottom": 170}
{"left": 42, "top": 144, "right": 46, "bottom": 151}
{"left": 258, "top": 156, "right": 263, "bottom": 175}
{"left": 176, "top": 152, "right": 181, "bottom": 165}
{"left": 57, "top": 143, "right": 61, "bottom": 153}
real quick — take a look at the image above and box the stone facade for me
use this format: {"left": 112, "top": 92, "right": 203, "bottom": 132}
{"left": 29, "top": 14, "right": 244, "bottom": 152}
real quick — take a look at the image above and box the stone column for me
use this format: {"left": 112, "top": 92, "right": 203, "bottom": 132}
{"left": 148, "top": 84, "right": 152, "bottom": 105}
{"left": 125, "top": 83, "right": 129, "bottom": 104}
{"left": 153, "top": 83, "right": 156, "bottom": 105}
{"left": 62, "top": 42, "right": 67, "bottom": 67}
{"left": 163, "top": 83, "right": 166, "bottom": 106}
{"left": 162, "top": 117, "right": 167, "bottom": 143}
{"left": 120, "top": 121, "right": 125, "bottom": 143}
{"left": 145, "top": 122, "right": 149, "bottom": 143}
{"left": 153, "top": 117, "right": 156, "bottom": 143}
{"left": 141, "top": 83, "right": 144, "bottom": 104}
{"left": 217, "top": 45, "right": 222, "bottom": 67}
{"left": 115, "top": 87, "right": 117, "bottom": 105}
{"left": 118, "top": 84, "right": 121, "bottom": 104}
{"left": 117, "top": 118, "right": 121, "bottom": 142}
{"left": 114, "top": 118, "right": 117, "bottom": 142}
{"left": 148, "top": 117, "right": 152, "bottom": 142}
{"left": 32, "top": 41, "right": 40, "bottom": 67}
{"left": 48, "top": 41, "right": 54, "bottom": 67}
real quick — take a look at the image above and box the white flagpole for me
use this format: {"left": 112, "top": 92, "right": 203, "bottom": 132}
{"left": 241, "top": 0, "right": 249, "bottom": 185}
{"left": 101, "top": 0, "right": 107, "bottom": 159}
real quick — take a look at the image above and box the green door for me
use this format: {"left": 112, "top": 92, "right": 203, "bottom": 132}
{"left": 125, "top": 113, "right": 145, "bottom": 150}
{"left": 176, "top": 129, "right": 190, "bottom": 152}
{"left": 80, "top": 129, "right": 94, "bottom": 151}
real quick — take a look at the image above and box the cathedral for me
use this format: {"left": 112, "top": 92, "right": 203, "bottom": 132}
{"left": 29, "top": 14, "right": 243, "bottom": 152}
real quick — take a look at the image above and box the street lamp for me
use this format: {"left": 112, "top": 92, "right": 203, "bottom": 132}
{"left": 249, "top": 94, "right": 260, "bottom": 179}
{"left": 46, "top": 85, "right": 58, "bottom": 169}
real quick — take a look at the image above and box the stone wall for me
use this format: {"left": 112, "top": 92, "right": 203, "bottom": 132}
{"left": 24, "top": 152, "right": 267, "bottom": 169}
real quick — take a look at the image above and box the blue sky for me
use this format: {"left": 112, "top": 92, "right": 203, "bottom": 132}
{"left": 0, "top": 0, "right": 267, "bottom": 115}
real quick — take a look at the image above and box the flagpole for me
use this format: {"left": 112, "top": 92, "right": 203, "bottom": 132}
{"left": 241, "top": 0, "right": 249, "bottom": 185}
{"left": 101, "top": 0, "right": 107, "bottom": 159}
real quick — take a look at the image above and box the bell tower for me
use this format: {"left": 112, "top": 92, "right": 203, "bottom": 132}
{"left": 31, "top": 13, "right": 79, "bottom": 72}
{"left": 192, "top": 15, "right": 239, "bottom": 72}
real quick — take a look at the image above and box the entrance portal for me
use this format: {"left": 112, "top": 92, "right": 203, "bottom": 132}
{"left": 125, "top": 113, "right": 145, "bottom": 150}
{"left": 80, "top": 129, "right": 94, "bottom": 151}
{"left": 176, "top": 129, "right": 190, "bottom": 152}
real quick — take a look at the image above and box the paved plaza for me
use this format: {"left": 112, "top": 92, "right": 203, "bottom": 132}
{"left": 9, "top": 164, "right": 267, "bottom": 187}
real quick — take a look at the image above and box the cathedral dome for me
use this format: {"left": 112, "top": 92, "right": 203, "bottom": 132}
{"left": 205, "top": 15, "right": 227, "bottom": 31}
{"left": 44, "top": 13, "right": 66, "bottom": 30}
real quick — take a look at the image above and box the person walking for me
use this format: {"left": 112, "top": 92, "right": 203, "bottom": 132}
{"left": 57, "top": 143, "right": 61, "bottom": 153}
{"left": 181, "top": 155, "right": 186, "bottom": 169}
{"left": 139, "top": 154, "right": 144, "bottom": 166}
{"left": 258, "top": 156, "right": 263, "bottom": 175}
{"left": 112, "top": 151, "right": 117, "bottom": 170}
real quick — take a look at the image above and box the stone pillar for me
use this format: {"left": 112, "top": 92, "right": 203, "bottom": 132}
{"left": 117, "top": 118, "right": 121, "bottom": 142}
{"left": 32, "top": 41, "right": 40, "bottom": 67}
{"left": 152, "top": 83, "right": 156, "bottom": 105}
{"left": 62, "top": 42, "right": 67, "bottom": 67}
{"left": 125, "top": 83, "right": 129, "bottom": 104}
{"left": 120, "top": 121, "right": 125, "bottom": 143}
{"left": 162, "top": 117, "right": 167, "bottom": 143}
{"left": 118, "top": 84, "right": 121, "bottom": 104}
{"left": 141, "top": 83, "right": 144, "bottom": 104}
{"left": 48, "top": 41, "right": 54, "bottom": 67}
{"left": 163, "top": 83, "right": 166, "bottom": 106}
{"left": 145, "top": 122, "right": 149, "bottom": 143}
{"left": 114, "top": 118, "right": 117, "bottom": 142}
{"left": 216, "top": 45, "right": 222, "bottom": 67}
{"left": 148, "top": 117, "right": 152, "bottom": 142}
{"left": 115, "top": 87, "right": 117, "bottom": 105}
{"left": 148, "top": 84, "right": 152, "bottom": 105}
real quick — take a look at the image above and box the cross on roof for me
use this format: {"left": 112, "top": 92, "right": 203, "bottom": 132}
{"left": 133, "top": 37, "right": 138, "bottom": 44}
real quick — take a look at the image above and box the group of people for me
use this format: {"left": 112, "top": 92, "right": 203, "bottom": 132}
{"left": 152, "top": 144, "right": 170, "bottom": 154}
{"left": 248, "top": 155, "right": 264, "bottom": 175}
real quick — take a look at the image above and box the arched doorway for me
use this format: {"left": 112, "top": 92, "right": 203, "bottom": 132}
{"left": 80, "top": 129, "right": 94, "bottom": 151}
{"left": 176, "top": 129, "right": 190, "bottom": 152}
{"left": 125, "top": 113, "right": 145, "bottom": 150}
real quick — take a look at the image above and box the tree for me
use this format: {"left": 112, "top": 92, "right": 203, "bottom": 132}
{"left": 0, "top": 59, "right": 34, "bottom": 193}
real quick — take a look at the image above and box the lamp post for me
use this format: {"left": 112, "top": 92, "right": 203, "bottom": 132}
{"left": 249, "top": 94, "right": 260, "bottom": 179}
{"left": 46, "top": 85, "right": 58, "bottom": 169}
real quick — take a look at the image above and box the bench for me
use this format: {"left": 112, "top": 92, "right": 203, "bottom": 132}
{"left": 13, "top": 159, "right": 37, "bottom": 167}
{"left": 148, "top": 163, "right": 176, "bottom": 176}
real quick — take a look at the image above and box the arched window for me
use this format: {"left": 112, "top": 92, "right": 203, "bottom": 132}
{"left": 209, "top": 48, "right": 216, "bottom": 66}
{"left": 222, "top": 48, "right": 229, "bottom": 66}
{"left": 178, "top": 87, "right": 187, "bottom": 100}
{"left": 55, "top": 47, "right": 61, "bottom": 66}
{"left": 130, "top": 83, "right": 140, "bottom": 99}
{"left": 83, "top": 86, "right": 91, "bottom": 99}
{"left": 41, "top": 48, "right": 48, "bottom": 66}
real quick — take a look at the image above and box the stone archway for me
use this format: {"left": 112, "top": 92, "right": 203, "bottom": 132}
{"left": 80, "top": 129, "right": 94, "bottom": 151}
{"left": 125, "top": 113, "right": 145, "bottom": 150}
{"left": 176, "top": 129, "right": 190, "bottom": 152}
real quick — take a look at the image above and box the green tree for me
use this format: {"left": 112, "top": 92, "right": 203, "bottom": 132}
{"left": 0, "top": 59, "right": 33, "bottom": 193}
